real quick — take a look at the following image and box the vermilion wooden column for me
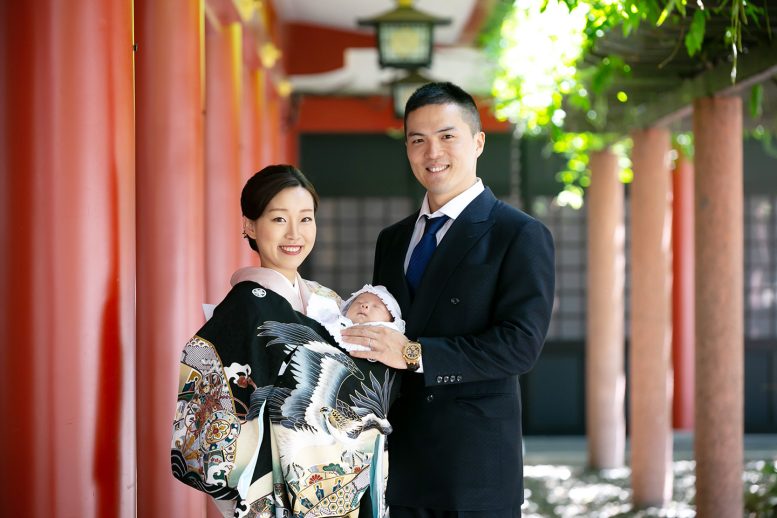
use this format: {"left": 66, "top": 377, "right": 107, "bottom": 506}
{"left": 693, "top": 96, "right": 743, "bottom": 518}
{"left": 239, "top": 66, "right": 264, "bottom": 266}
{"left": 267, "top": 83, "right": 283, "bottom": 163}
{"left": 135, "top": 0, "right": 207, "bottom": 516}
{"left": 205, "top": 20, "right": 244, "bottom": 302}
{"left": 630, "top": 128, "right": 673, "bottom": 507}
{"left": 671, "top": 156, "right": 695, "bottom": 430}
{"left": 586, "top": 149, "right": 626, "bottom": 469}
{"left": 285, "top": 93, "right": 299, "bottom": 166}
{"left": 0, "top": 1, "right": 135, "bottom": 516}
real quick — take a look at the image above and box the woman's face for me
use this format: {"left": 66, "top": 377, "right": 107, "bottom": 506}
{"left": 244, "top": 186, "right": 316, "bottom": 282}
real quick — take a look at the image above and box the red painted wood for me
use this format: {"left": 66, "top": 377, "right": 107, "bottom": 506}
{"left": 239, "top": 68, "right": 264, "bottom": 267}
{"left": 672, "top": 156, "right": 695, "bottom": 430}
{"left": 0, "top": 0, "right": 135, "bottom": 516}
{"left": 286, "top": 120, "right": 300, "bottom": 168}
{"left": 284, "top": 22, "right": 374, "bottom": 75}
{"left": 295, "top": 96, "right": 401, "bottom": 133}
{"left": 0, "top": 4, "right": 40, "bottom": 514}
{"left": 294, "top": 95, "right": 510, "bottom": 134}
{"left": 135, "top": 0, "right": 207, "bottom": 515}
{"left": 207, "top": 0, "right": 241, "bottom": 25}
{"left": 260, "top": 73, "right": 276, "bottom": 165}
{"left": 242, "top": 26, "right": 262, "bottom": 71}
{"left": 205, "top": 20, "right": 244, "bottom": 303}
{"left": 267, "top": 86, "right": 283, "bottom": 164}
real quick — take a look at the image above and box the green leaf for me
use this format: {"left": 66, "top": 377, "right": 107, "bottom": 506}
{"left": 657, "top": 0, "right": 676, "bottom": 25}
{"left": 675, "top": 0, "right": 686, "bottom": 17}
{"left": 749, "top": 84, "right": 764, "bottom": 118}
{"left": 684, "top": 9, "right": 706, "bottom": 56}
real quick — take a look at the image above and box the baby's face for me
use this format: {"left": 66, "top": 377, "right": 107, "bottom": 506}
{"left": 345, "top": 292, "right": 393, "bottom": 324}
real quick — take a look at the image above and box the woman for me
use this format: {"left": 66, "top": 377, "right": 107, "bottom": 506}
{"left": 171, "top": 165, "right": 396, "bottom": 518}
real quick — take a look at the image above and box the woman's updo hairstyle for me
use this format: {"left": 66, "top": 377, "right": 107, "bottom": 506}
{"left": 241, "top": 164, "right": 320, "bottom": 252}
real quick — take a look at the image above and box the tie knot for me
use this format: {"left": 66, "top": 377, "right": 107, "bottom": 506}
{"left": 423, "top": 215, "right": 449, "bottom": 237}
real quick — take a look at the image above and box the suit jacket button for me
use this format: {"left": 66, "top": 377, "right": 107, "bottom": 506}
{"left": 426, "top": 394, "right": 434, "bottom": 402}
{"left": 436, "top": 376, "right": 443, "bottom": 383}
{"left": 450, "top": 297, "right": 460, "bottom": 304}
{"left": 443, "top": 375, "right": 450, "bottom": 383}
{"left": 456, "top": 375, "right": 462, "bottom": 382}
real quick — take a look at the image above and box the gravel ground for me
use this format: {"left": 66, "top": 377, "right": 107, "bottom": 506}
{"left": 520, "top": 459, "right": 777, "bottom": 517}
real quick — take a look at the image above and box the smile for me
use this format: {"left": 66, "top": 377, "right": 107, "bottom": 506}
{"left": 279, "top": 245, "right": 303, "bottom": 254}
{"left": 427, "top": 165, "right": 449, "bottom": 173}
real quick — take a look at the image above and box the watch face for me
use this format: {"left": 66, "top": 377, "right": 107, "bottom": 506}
{"left": 404, "top": 342, "right": 421, "bottom": 361}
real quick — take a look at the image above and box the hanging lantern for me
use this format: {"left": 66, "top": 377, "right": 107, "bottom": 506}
{"left": 390, "top": 69, "right": 433, "bottom": 118}
{"left": 358, "top": 0, "right": 450, "bottom": 69}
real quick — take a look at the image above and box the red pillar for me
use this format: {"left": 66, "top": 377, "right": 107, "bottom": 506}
{"left": 260, "top": 74, "right": 277, "bottom": 165}
{"left": 239, "top": 65, "right": 264, "bottom": 266}
{"left": 267, "top": 83, "right": 283, "bottom": 163}
{"left": 205, "top": 20, "right": 244, "bottom": 302}
{"left": 630, "top": 128, "right": 673, "bottom": 507}
{"left": 135, "top": 0, "right": 207, "bottom": 516}
{"left": 585, "top": 149, "right": 626, "bottom": 469}
{"left": 671, "top": 156, "right": 695, "bottom": 430}
{"left": 693, "top": 96, "right": 743, "bottom": 518}
{"left": 287, "top": 112, "right": 300, "bottom": 167}
{"left": 283, "top": 86, "right": 299, "bottom": 165}
{"left": 0, "top": 0, "right": 136, "bottom": 516}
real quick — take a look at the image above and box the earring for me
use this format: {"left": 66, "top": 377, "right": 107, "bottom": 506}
{"left": 242, "top": 231, "right": 248, "bottom": 238}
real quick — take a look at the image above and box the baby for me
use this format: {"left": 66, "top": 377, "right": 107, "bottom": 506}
{"left": 307, "top": 284, "right": 405, "bottom": 352}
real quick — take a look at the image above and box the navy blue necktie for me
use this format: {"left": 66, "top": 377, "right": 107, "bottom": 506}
{"left": 406, "top": 215, "right": 450, "bottom": 295}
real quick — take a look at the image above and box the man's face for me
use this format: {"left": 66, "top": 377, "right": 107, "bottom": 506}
{"left": 405, "top": 103, "right": 485, "bottom": 212}
{"left": 345, "top": 292, "right": 393, "bottom": 324}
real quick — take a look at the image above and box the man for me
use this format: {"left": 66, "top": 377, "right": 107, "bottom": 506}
{"left": 343, "top": 82, "right": 555, "bottom": 517}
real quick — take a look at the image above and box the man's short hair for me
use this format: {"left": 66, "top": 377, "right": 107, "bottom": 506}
{"left": 404, "top": 82, "right": 482, "bottom": 135}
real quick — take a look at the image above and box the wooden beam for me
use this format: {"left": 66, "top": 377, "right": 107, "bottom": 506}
{"left": 567, "top": 45, "right": 777, "bottom": 134}
{"left": 614, "top": 43, "right": 777, "bottom": 132}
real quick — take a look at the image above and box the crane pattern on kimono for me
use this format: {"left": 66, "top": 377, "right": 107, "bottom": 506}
{"left": 247, "top": 321, "right": 394, "bottom": 445}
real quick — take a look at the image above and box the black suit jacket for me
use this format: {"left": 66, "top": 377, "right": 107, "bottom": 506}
{"left": 373, "top": 188, "right": 555, "bottom": 511}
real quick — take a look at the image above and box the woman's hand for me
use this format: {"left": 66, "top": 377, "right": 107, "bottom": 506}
{"left": 341, "top": 325, "right": 409, "bottom": 369}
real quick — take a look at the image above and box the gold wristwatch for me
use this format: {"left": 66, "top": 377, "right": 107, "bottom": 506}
{"left": 402, "top": 340, "right": 422, "bottom": 371}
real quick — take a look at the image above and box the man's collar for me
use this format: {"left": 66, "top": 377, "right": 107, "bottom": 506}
{"left": 418, "top": 178, "right": 484, "bottom": 221}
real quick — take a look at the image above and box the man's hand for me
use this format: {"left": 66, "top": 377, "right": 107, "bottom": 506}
{"left": 341, "top": 325, "right": 409, "bottom": 369}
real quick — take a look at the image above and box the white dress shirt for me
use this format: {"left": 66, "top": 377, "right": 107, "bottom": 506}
{"left": 403, "top": 178, "right": 485, "bottom": 271}
{"left": 403, "top": 179, "right": 485, "bottom": 373}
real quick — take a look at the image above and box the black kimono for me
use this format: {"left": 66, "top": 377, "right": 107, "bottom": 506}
{"left": 171, "top": 274, "right": 398, "bottom": 518}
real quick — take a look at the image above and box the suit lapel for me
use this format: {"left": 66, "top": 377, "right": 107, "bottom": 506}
{"left": 406, "top": 189, "right": 498, "bottom": 336}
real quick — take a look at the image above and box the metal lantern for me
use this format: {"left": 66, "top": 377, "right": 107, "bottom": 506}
{"left": 358, "top": 0, "right": 450, "bottom": 69}
{"left": 391, "top": 69, "right": 433, "bottom": 118}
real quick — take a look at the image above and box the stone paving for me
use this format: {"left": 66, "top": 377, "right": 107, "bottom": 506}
{"left": 520, "top": 434, "right": 777, "bottom": 517}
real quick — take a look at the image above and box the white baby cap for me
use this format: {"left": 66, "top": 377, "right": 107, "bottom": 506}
{"left": 342, "top": 284, "right": 405, "bottom": 333}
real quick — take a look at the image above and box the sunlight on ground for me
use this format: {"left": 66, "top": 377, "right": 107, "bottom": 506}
{"left": 521, "top": 459, "right": 776, "bottom": 517}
